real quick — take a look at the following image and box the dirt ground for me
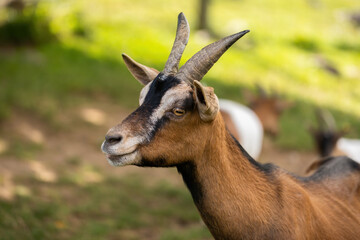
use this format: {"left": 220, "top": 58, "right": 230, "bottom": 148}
{"left": 0, "top": 100, "right": 319, "bottom": 200}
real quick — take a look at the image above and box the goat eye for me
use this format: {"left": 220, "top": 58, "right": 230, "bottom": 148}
{"left": 172, "top": 108, "right": 185, "bottom": 116}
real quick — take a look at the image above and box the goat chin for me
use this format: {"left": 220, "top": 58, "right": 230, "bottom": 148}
{"left": 219, "top": 99, "right": 263, "bottom": 160}
{"left": 106, "top": 150, "right": 142, "bottom": 166}
{"left": 338, "top": 138, "right": 360, "bottom": 163}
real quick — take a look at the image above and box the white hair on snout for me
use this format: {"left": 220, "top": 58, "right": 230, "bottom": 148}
{"left": 106, "top": 150, "right": 142, "bottom": 167}
{"left": 104, "top": 82, "right": 191, "bottom": 166}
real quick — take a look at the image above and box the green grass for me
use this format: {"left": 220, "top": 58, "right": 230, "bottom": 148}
{"left": 0, "top": 44, "right": 141, "bottom": 119}
{"left": 1, "top": 1, "right": 359, "bottom": 238}
{"left": 1, "top": 0, "right": 359, "bottom": 149}
{"left": 5, "top": 140, "right": 43, "bottom": 159}
{"left": 0, "top": 174, "right": 211, "bottom": 240}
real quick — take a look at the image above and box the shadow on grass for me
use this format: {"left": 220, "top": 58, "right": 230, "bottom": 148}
{"left": 0, "top": 41, "right": 359, "bottom": 151}
{"left": 0, "top": 42, "right": 143, "bottom": 121}
{"left": 0, "top": 174, "right": 211, "bottom": 240}
{"left": 0, "top": 40, "right": 359, "bottom": 240}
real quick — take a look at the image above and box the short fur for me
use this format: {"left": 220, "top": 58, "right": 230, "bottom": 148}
{"left": 102, "top": 13, "right": 360, "bottom": 240}
{"left": 105, "top": 96, "right": 360, "bottom": 239}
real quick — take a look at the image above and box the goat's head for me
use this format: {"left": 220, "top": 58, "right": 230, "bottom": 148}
{"left": 248, "top": 86, "right": 292, "bottom": 136}
{"left": 101, "top": 13, "right": 249, "bottom": 167}
{"left": 310, "top": 109, "right": 347, "bottom": 157}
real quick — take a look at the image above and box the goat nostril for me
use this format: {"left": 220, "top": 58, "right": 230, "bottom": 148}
{"left": 105, "top": 135, "right": 123, "bottom": 145}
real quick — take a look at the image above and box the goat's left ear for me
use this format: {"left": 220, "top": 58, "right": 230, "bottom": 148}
{"left": 122, "top": 53, "right": 160, "bottom": 85}
{"left": 276, "top": 100, "right": 294, "bottom": 113}
{"left": 193, "top": 80, "right": 219, "bottom": 122}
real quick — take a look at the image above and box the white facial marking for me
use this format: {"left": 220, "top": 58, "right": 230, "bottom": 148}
{"left": 148, "top": 83, "right": 191, "bottom": 135}
{"left": 106, "top": 150, "right": 142, "bottom": 167}
{"left": 139, "top": 80, "right": 153, "bottom": 105}
{"left": 103, "top": 80, "right": 191, "bottom": 167}
{"left": 101, "top": 137, "right": 143, "bottom": 167}
{"left": 109, "top": 136, "right": 142, "bottom": 154}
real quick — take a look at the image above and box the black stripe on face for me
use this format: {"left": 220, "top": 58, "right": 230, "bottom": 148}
{"left": 142, "top": 73, "right": 182, "bottom": 109}
{"left": 128, "top": 74, "right": 182, "bottom": 123}
{"left": 146, "top": 92, "right": 195, "bottom": 143}
{"left": 124, "top": 74, "right": 183, "bottom": 142}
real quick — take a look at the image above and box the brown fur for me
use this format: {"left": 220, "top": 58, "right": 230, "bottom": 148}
{"left": 136, "top": 103, "right": 360, "bottom": 239}
{"left": 250, "top": 98, "right": 289, "bottom": 136}
{"left": 332, "top": 147, "right": 348, "bottom": 157}
{"left": 221, "top": 95, "right": 292, "bottom": 140}
{"left": 220, "top": 96, "right": 291, "bottom": 145}
{"left": 306, "top": 147, "right": 348, "bottom": 174}
{"left": 103, "top": 72, "right": 360, "bottom": 239}
{"left": 103, "top": 21, "right": 359, "bottom": 237}
{"left": 220, "top": 110, "right": 241, "bottom": 141}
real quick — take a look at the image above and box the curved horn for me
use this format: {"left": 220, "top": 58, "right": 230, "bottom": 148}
{"left": 163, "top": 12, "right": 190, "bottom": 76}
{"left": 256, "top": 84, "right": 267, "bottom": 98}
{"left": 176, "top": 30, "right": 249, "bottom": 83}
{"left": 316, "top": 109, "right": 337, "bottom": 131}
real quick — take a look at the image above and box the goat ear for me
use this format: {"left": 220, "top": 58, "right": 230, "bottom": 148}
{"left": 193, "top": 80, "right": 219, "bottom": 122}
{"left": 122, "top": 53, "right": 160, "bottom": 85}
{"left": 338, "top": 126, "right": 350, "bottom": 137}
{"left": 276, "top": 100, "right": 294, "bottom": 113}
{"left": 242, "top": 89, "right": 256, "bottom": 104}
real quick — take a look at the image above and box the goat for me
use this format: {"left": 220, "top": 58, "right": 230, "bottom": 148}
{"left": 101, "top": 13, "right": 360, "bottom": 239}
{"left": 219, "top": 99, "right": 263, "bottom": 159}
{"left": 220, "top": 88, "right": 292, "bottom": 159}
{"left": 311, "top": 109, "right": 360, "bottom": 163}
{"left": 247, "top": 86, "right": 292, "bottom": 137}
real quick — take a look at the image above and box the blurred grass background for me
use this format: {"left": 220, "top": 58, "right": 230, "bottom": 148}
{"left": 0, "top": 0, "right": 359, "bottom": 239}
{"left": 1, "top": 0, "right": 359, "bottom": 149}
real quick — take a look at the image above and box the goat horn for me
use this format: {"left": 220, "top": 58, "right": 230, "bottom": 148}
{"left": 176, "top": 30, "right": 249, "bottom": 83}
{"left": 256, "top": 84, "right": 267, "bottom": 98}
{"left": 163, "top": 12, "right": 190, "bottom": 76}
{"left": 316, "top": 109, "right": 337, "bottom": 131}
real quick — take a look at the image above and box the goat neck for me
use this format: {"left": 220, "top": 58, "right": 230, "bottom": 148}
{"left": 177, "top": 114, "right": 286, "bottom": 239}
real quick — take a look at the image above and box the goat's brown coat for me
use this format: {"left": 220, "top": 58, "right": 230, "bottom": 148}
{"left": 137, "top": 95, "right": 360, "bottom": 239}
{"left": 220, "top": 110, "right": 241, "bottom": 141}
{"left": 102, "top": 13, "right": 360, "bottom": 240}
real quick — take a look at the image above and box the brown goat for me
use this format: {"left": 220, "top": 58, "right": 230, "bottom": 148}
{"left": 101, "top": 13, "right": 360, "bottom": 239}
{"left": 221, "top": 87, "right": 292, "bottom": 138}
{"left": 309, "top": 110, "right": 360, "bottom": 173}
{"left": 219, "top": 89, "right": 292, "bottom": 159}
{"left": 248, "top": 89, "right": 292, "bottom": 136}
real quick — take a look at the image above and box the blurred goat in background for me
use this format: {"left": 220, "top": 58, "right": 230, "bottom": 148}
{"left": 310, "top": 109, "right": 360, "bottom": 163}
{"left": 220, "top": 86, "right": 292, "bottom": 159}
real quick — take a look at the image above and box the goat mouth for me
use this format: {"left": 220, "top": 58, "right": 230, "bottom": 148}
{"left": 106, "top": 150, "right": 141, "bottom": 166}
